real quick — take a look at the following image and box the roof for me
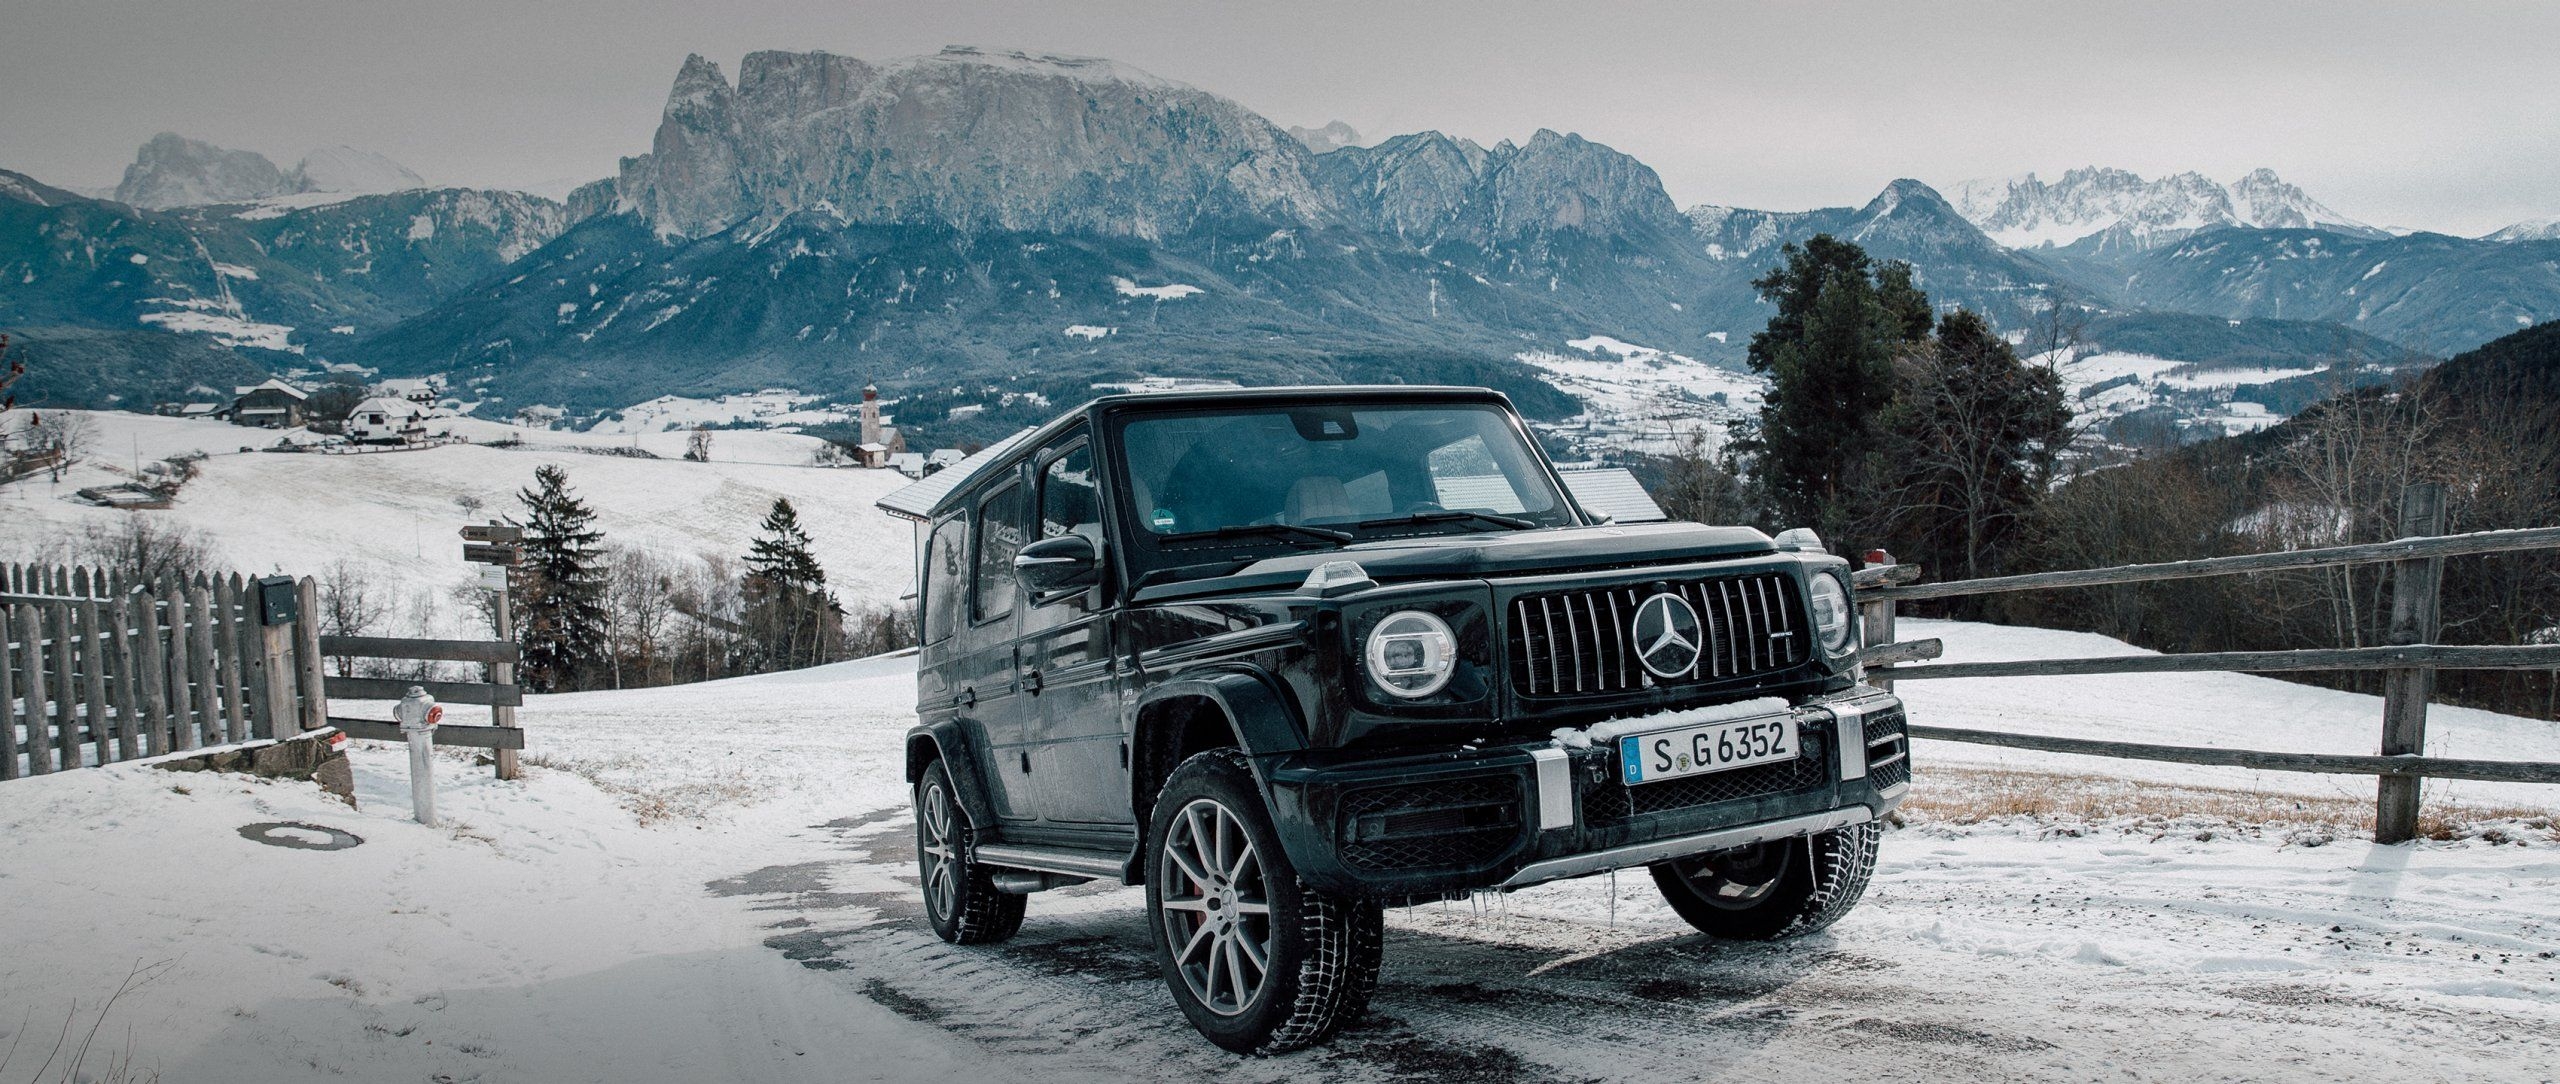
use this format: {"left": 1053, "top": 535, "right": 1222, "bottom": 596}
{"left": 875, "top": 427, "right": 1038, "bottom": 522}
{"left": 1558, "top": 467, "right": 1668, "bottom": 523}
{"left": 232, "top": 378, "right": 308, "bottom": 401}
{"left": 348, "top": 396, "right": 420, "bottom": 417}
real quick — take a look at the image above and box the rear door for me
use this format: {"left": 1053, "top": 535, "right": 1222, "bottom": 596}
{"left": 1023, "top": 431, "right": 1131, "bottom": 825}
{"left": 959, "top": 473, "right": 1040, "bottom": 823}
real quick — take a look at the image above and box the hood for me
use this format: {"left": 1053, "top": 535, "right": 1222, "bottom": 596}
{"left": 1129, "top": 522, "right": 1777, "bottom": 602}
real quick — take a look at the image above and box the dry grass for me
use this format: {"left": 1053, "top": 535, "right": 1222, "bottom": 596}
{"left": 1902, "top": 765, "right": 2557, "bottom": 843}
{"left": 518, "top": 751, "right": 766, "bottom": 825}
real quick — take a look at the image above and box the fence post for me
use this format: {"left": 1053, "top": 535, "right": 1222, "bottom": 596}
{"left": 2, "top": 603, "right": 20, "bottom": 780}
{"left": 294, "top": 577, "right": 328, "bottom": 733}
{"left": 19, "top": 606, "right": 49, "bottom": 775}
{"left": 134, "top": 591, "right": 171, "bottom": 757}
{"left": 2377, "top": 482, "right": 2448, "bottom": 844}
{"left": 50, "top": 604, "right": 80, "bottom": 771}
{"left": 1861, "top": 550, "right": 1898, "bottom": 693}
{"left": 109, "top": 596, "right": 141, "bottom": 761}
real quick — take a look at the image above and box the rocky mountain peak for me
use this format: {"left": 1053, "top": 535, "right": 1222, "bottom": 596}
{"left": 607, "top": 46, "right": 1330, "bottom": 241}
{"left": 115, "top": 133, "right": 293, "bottom": 209}
{"left": 1948, "top": 165, "right": 2383, "bottom": 250}
{"left": 2484, "top": 216, "right": 2560, "bottom": 243}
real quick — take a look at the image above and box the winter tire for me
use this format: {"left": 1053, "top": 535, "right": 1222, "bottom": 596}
{"left": 1650, "top": 820, "right": 1882, "bottom": 941}
{"left": 1145, "top": 749, "right": 1383, "bottom": 1055}
{"left": 916, "top": 760, "right": 1026, "bottom": 945}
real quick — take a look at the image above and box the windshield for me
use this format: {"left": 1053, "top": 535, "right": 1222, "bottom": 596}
{"left": 1113, "top": 402, "right": 1575, "bottom": 570}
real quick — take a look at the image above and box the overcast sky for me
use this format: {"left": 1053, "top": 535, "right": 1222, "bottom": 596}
{"left": 4, "top": 0, "right": 2553, "bottom": 235}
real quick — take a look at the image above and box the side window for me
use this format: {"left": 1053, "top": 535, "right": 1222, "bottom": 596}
{"left": 1040, "top": 441, "right": 1100, "bottom": 542}
{"left": 972, "top": 479, "right": 1026, "bottom": 624}
{"left": 921, "top": 517, "right": 965, "bottom": 645}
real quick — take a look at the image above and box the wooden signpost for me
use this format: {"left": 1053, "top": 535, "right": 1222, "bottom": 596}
{"left": 461, "top": 522, "right": 524, "bottom": 780}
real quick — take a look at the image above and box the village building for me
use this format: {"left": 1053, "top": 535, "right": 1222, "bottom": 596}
{"left": 230, "top": 378, "right": 308, "bottom": 428}
{"left": 375, "top": 378, "right": 440, "bottom": 406}
{"left": 853, "top": 384, "right": 909, "bottom": 468}
{"left": 346, "top": 396, "right": 431, "bottom": 444}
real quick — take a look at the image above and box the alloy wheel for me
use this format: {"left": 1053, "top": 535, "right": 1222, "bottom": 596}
{"left": 919, "top": 779, "right": 958, "bottom": 922}
{"left": 1157, "top": 797, "right": 1276, "bottom": 1017}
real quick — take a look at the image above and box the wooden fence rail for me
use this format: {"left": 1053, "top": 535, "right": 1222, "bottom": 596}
{"left": 1858, "top": 484, "right": 2560, "bottom": 842}
{"left": 4, "top": 562, "right": 325, "bottom": 782}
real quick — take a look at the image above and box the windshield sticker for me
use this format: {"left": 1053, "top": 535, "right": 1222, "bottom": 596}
{"left": 1151, "top": 509, "right": 1178, "bottom": 531}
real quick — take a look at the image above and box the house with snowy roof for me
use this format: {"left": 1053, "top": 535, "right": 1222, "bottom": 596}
{"left": 230, "top": 379, "right": 308, "bottom": 429}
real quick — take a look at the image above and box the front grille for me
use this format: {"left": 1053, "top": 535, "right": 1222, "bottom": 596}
{"left": 1336, "top": 777, "right": 1520, "bottom": 872}
{"left": 1865, "top": 707, "right": 1910, "bottom": 790}
{"left": 1508, "top": 572, "right": 1804, "bottom": 698}
{"left": 1584, "top": 728, "right": 1832, "bottom": 823}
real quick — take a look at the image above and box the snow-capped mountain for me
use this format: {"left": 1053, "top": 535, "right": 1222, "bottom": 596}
{"left": 289, "top": 145, "right": 425, "bottom": 195}
{"left": 111, "top": 133, "right": 427, "bottom": 209}
{"left": 1950, "top": 166, "right": 2385, "bottom": 250}
{"left": 2485, "top": 216, "right": 2560, "bottom": 242}
{"left": 1285, "top": 121, "right": 1362, "bottom": 154}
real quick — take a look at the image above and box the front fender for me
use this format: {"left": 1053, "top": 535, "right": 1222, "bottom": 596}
{"left": 905, "top": 721, "right": 999, "bottom": 831}
{"left": 1131, "top": 665, "right": 1323, "bottom": 872}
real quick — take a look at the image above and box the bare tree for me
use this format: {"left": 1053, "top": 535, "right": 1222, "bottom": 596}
{"left": 602, "top": 546, "right": 681, "bottom": 689}
{"left": 319, "top": 560, "right": 391, "bottom": 676}
{"left": 71, "top": 517, "right": 217, "bottom": 586}
{"left": 33, "top": 410, "right": 95, "bottom": 481}
{"left": 684, "top": 426, "right": 713, "bottom": 463}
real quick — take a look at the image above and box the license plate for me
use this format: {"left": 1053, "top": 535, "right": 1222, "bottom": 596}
{"left": 1618, "top": 714, "right": 1799, "bottom": 785}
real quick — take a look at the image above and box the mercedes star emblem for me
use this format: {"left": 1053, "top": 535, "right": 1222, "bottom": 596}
{"left": 1631, "top": 592, "right": 1703, "bottom": 678}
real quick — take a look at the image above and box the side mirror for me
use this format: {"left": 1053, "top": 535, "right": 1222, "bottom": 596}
{"left": 1014, "top": 533, "right": 1103, "bottom": 604}
{"left": 1773, "top": 527, "right": 1828, "bottom": 554}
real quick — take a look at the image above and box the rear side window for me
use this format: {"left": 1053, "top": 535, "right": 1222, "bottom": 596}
{"left": 973, "top": 479, "right": 1026, "bottom": 624}
{"left": 921, "top": 517, "right": 965, "bottom": 645}
{"left": 1041, "top": 441, "right": 1100, "bottom": 541}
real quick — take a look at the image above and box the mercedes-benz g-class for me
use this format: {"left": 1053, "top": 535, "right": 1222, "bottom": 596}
{"left": 880, "top": 386, "right": 1909, "bottom": 1054}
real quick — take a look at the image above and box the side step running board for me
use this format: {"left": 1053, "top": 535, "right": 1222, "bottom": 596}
{"left": 973, "top": 843, "right": 1130, "bottom": 882}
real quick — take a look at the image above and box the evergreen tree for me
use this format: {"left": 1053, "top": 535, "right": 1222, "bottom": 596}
{"left": 742, "top": 498, "right": 843, "bottom": 671}
{"left": 1875, "top": 309, "right": 2074, "bottom": 583}
{"left": 514, "top": 464, "right": 609, "bottom": 691}
{"left": 1737, "top": 235, "right": 1932, "bottom": 540}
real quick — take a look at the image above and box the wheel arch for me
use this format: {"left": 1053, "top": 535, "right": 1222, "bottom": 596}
{"left": 1128, "top": 667, "right": 1308, "bottom": 855}
{"left": 905, "top": 721, "right": 1000, "bottom": 831}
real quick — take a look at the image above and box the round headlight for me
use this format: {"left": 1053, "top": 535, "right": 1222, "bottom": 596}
{"left": 1809, "top": 574, "right": 1854, "bottom": 653}
{"left": 1365, "top": 610, "right": 1457, "bottom": 698}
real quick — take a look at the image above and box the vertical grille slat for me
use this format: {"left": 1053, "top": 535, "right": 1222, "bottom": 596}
{"left": 1511, "top": 573, "right": 1807, "bottom": 698}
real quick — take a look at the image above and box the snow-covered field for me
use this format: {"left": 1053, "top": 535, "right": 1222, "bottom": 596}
{"left": 0, "top": 411, "right": 915, "bottom": 640}
{"left": 1518, "top": 338, "right": 1765, "bottom": 457}
{"left": 3, "top": 623, "right": 2554, "bottom": 1082}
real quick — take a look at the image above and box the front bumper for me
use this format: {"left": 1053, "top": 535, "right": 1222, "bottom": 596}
{"left": 1261, "top": 688, "right": 1910, "bottom": 898}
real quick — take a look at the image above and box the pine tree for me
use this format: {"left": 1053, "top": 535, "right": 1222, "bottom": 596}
{"left": 514, "top": 464, "right": 609, "bottom": 691}
{"left": 1736, "top": 235, "right": 1932, "bottom": 540}
{"left": 742, "top": 498, "right": 842, "bottom": 671}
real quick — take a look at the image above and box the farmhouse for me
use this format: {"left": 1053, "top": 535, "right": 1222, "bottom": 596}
{"left": 230, "top": 378, "right": 308, "bottom": 428}
{"left": 346, "top": 396, "right": 430, "bottom": 444}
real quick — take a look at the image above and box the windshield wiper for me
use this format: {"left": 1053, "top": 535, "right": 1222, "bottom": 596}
{"left": 1128, "top": 558, "right": 1256, "bottom": 593}
{"left": 1353, "top": 509, "right": 1539, "bottom": 532}
{"left": 1161, "top": 523, "right": 1354, "bottom": 547}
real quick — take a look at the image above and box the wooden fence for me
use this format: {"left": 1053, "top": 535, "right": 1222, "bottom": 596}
{"left": 1853, "top": 483, "right": 2560, "bottom": 843}
{"left": 3, "top": 561, "right": 326, "bottom": 780}
{"left": 4, "top": 560, "right": 528, "bottom": 782}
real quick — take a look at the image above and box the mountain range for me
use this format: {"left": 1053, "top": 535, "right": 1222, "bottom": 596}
{"left": 4, "top": 45, "right": 2556, "bottom": 445}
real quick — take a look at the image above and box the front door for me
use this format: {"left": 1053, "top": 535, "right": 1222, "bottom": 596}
{"left": 1023, "top": 433, "right": 1133, "bottom": 825}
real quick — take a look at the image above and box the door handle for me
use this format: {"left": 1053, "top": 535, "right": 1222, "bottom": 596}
{"left": 1023, "top": 669, "right": 1044, "bottom": 695}
{"left": 956, "top": 686, "right": 976, "bottom": 709}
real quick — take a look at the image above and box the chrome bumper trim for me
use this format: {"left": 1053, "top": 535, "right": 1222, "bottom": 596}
{"left": 1496, "top": 807, "right": 1874, "bottom": 890}
{"left": 1528, "top": 746, "right": 1574, "bottom": 831}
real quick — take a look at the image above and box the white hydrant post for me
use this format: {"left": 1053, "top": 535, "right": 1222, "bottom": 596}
{"left": 394, "top": 686, "right": 441, "bottom": 826}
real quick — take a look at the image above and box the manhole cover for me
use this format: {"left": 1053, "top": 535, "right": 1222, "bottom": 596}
{"left": 237, "top": 821, "right": 364, "bottom": 851}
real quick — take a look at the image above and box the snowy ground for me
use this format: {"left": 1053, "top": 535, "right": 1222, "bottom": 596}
{"left": 1516, "top": 340, "right": 1765, "bottom": 458}
{"left": 4, "top": 622, "right": 2555, "bottom": 1082}
{"left": 0, "top": 411, "right": 915, "bottom": 641}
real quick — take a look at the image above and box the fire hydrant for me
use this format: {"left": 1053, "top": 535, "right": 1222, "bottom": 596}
{"left": 394, "top": 686, "right": 443, "bottom": 826}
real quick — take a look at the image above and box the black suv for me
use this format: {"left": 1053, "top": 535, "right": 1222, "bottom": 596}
{"left": 882, "top": 386, "right": 1909, "bottom": 1054}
